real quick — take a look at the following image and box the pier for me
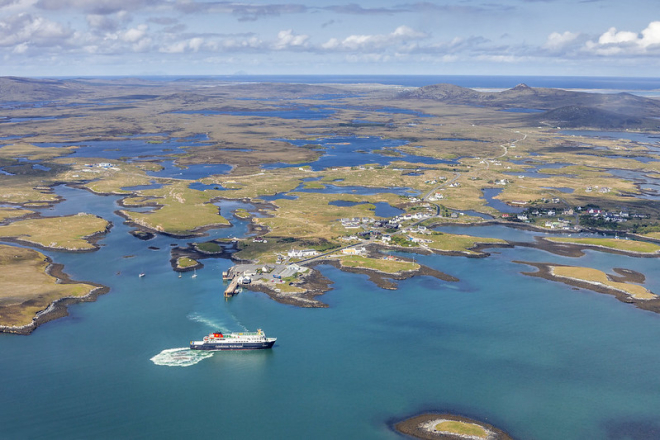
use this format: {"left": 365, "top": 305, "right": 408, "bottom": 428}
{"left": 224, "top": 276, "right": 240, "bottom": 297}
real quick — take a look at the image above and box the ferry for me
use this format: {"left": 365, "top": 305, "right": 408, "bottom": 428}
{"left": 190, "top": 329, "right": 276, "bottom": 351}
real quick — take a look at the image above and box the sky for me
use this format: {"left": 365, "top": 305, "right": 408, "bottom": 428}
{"left": 0, "top": 0, "right": 659, "bottom": 77}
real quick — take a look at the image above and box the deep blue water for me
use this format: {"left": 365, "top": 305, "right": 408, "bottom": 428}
{"left": 4, "top": 75, "right": 660, "bottom": 439}
{"left": 146, "top": 160, "right": 232, "bottom": 179}
{"left": 3, "top": 187, "right": 660, "bottom": 440}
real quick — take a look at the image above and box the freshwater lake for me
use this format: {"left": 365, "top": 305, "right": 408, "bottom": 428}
{"left": 3, "top": 77, "right": 660, "bottom": 439}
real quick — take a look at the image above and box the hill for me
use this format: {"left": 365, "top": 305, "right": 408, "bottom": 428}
{"left": 400, "top": 83, "right": 660, "bottom": 118}
{"left": 0, "top": 76, "right": 83, "bottom": 102}
{"left": 399, "top": 83, "right": 660, "bottom": 129}
{"left": 530, "top": 105, "right": 658, "bottom": 129}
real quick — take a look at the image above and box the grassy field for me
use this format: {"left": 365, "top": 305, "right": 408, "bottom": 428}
{"left": 233, "top": 208, "right": 251, "bottom": 219}
{"left": 119, "top": 181, "right": 229, "bottom": 235}
{"left": 552, "top": 266, "right": 656, "bottom": 300}
{"left": 255, "top": 192, "right": 405, "bottom": 241}
{"left": 196, "top": 241, "right": 223, "bottom": 253}
{"left": 0, "top": 214, "right": 109, "bottom": 250}
{"left": 339, "top": 255, "right": 419, "bottom": 273}
{"left": 0, "top": 177, "right": 61, "bottom": 205}
{"left": 202, "top": 168, "right": 308, "bottom": 198}
{"left": 0, "top": 143, "right": 77, "bottom": 161}
{"left": 547, "top": 237, "right": 660, "bottom": 254}
{"left": 643, "top": 232, "right": 660, "bottom": 240}
{"left": 412, "top": 232, "right": 506, "bottom": 254}
{"left": 0, "top": 208, "right": 34, "bottom": 222}
{"left": 176, "top": 257, "right": 198, "bottom": 268}
{"left": 0, "top": 244, "right": 97, "bottom": 327}
{"left": 434, "top": 421, "right": 488, "bottom": 438}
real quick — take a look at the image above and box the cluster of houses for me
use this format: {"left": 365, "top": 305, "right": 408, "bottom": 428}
{"left": 507, "top": 205, "right": 649, "bottom": 228}
{"left": 390, "top": 211, "right": 433, "bottom": 223}
{"left": 81, "top": 162, "right": 119, "bottom": 173}
{"left": 287, "top": 249, "right": 319, "bottom": 259}
{"left": 340, "top": 217, "right": 375, "bottom": 228}
{"left": 581, "top": 207, "right": 648, "bottom": 222}
{"left": 585, "top": 186, "right": 611, "bottom": 194}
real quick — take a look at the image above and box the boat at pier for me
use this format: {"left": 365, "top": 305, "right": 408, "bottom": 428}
{"left": 190, "top": 329, "right": 276, "bottom": 351}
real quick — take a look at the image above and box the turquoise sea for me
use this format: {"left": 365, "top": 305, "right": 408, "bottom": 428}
{"left": 2, "top": 187, "right": 660, "bottom": 440}
{"left": 2, "top": 76, "right": 660, "bottom": 439}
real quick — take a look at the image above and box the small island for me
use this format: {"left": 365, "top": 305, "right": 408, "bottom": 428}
{"left": 517, "top": 261, "right": 660, "bottom": 313}
{"left": 394, "top": 413, "right": 514, "bottom": 440}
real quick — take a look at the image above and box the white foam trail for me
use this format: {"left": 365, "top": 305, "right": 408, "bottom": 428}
{"left": 150, "top": 347, "right": 213, "bottom": 367}
{"left": 187, "top": 312, "right": 247, "bottom": 332}
{"left": 186, "top": 312, "right": 228, "bottom": 331}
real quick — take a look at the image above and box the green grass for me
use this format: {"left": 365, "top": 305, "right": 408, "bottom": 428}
{"left": 339, "top": 255, "right": 419, "bottom": 273}
{"left": 414, "top": 232, "right": 505, "bottom": 254}
{"left": 435, "top": 421, "right": 488, "bottom": 438}
{"left": 176, "top": 257, "right": 198, "bottom": 268}
{"left": 119, "top": 181, "right": 229, "bottom": 235}
{"left": 0, "top": 214, "right": 109, "bottom": 250}
{"left": 547, "top": 237, "right": 660, "bottom": 253}
{"left": 196, "top": 241, "right": 222, "bottom": 253}
{"left": 0, "top": 208, "right": 33, "bottom": 222}
{"left": 0, "top": 244, "right": 97, "bottom": 327}
{"left": 552, "top": 266, "right": 656, "bottom": 300}
{"left": 233, "top": 208, "right": 251, "bottom": 219}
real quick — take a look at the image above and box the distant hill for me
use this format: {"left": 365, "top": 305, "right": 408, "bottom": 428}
{"left": 399, "top": 83, "right": 660, "bottom": 129}
{"left": 529, "top": 106, "right": 657, "bottom": 129}
{"left": 0, "top": 76, "right": 82, "bottom": 102}
{"left": 209, "top": 82, "right": 355, "bottom": 99}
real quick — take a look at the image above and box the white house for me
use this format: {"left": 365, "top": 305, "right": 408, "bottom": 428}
{"left": 288, "top": 249, "right": 319, "bottom": 258}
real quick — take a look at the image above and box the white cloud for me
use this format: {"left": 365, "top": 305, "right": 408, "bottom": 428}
{"left": 321, "top": 25, "right": 428, "bottom": 52}
{"left": 598, "top": 27, "right": 638, "bottom": 45}
{"left": 585, "top": 21, "right": 660, "bottom": 56}
{"left": 160, "top": 36, "right": 206, "bottom": 53}
{"left": 273, "top": 29, "right": 308, "bottom": 50}
{"left": 0, "top": 13, "right": 74, "bottom": 47}
{"left": 544, "top": 31, "right": 580, "bottom": 51}
{"left": 640, "top": 21, "right": 660, "bottom": 47}
{"left": 122, "top": 24, "right": 147, "bottom": 43}
{"left": 12, "top": 41, "right": 28, "bottom": 53}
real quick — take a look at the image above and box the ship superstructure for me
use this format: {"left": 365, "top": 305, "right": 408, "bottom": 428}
{"left": 190, "top": 329, "right": 276, "bottom": 351}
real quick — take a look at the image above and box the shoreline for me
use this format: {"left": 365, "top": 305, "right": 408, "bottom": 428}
{"left": 393, "top": 412, "right": 514, "bottom": 440}
{"left": 516, "top": 261, "right": 660, "bottom": 314}
{"left": 238, "top": 246, "right": 458, "bottom": 308}
{"left": 0, "top": 214, "right": 112, "bottom": 253}
{"left": 0, "top": 260, "right": 110, "bottom": 335}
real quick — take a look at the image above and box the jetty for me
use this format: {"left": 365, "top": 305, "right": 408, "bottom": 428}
{"left": 224, "top": 276, "right": 240, "bottom": 297}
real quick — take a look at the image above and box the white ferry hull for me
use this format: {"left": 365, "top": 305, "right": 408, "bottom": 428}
{"left": 190, "top": 340, "right": 275, "bottom": 350}
{"left": 189, "top": 329, "right": 276, "bottom": 351}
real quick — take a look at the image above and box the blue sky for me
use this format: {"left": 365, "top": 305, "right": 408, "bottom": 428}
{"left": 0, "top": 0, "right": 659, "bottom": 77}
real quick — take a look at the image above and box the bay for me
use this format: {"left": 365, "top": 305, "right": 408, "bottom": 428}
{"left": 3, "top": 75, "right": 660, "bottom": 440}
{"left": 1, "top": 186, "right": 660, "bottom": 440}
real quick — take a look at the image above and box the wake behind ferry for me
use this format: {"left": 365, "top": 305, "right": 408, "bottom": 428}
{"left": 190, "top": 329, "right": 276, "bottom": 351}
